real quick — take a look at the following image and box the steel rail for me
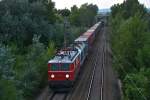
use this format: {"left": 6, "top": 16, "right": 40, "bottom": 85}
{"left": 86, "top": 28, "right": 106, "bottom": 100}
{"left": 86, "top": 41, "right": 102, "bottom": 100}
{"left": 86, "top": 57, "right": 98, "bottom": 100}
{"left": 49, "top": 92, "right": 56, "bottom": 100}
{"left": 49, "top": 92, "right": 68, "bottom": 100}
{"left": 100, "top": 34, "right": 105, "bottom": 100}
{"left": 67, "top": 38, "right": 99, "bottom": 100}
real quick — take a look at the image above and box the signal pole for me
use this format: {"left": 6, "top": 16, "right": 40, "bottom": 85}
{"left": 62, "top": 8, "right": 70, "bottom": 50}
{"left": 64, "top": 16, "right": 67, "bottom": 49}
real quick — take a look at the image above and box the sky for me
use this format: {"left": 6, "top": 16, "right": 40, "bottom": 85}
{"left": 52, "top": 0, "right": 150, "bottom": 9}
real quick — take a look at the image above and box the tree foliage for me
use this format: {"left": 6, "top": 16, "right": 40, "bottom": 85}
{"left": 57, "top": 9, "right": 71, "bottom": 17}
{"left": 110, "top": 0, "right": 150, "bottom": 99}
{"left": 0, "top": 0, "right": 98, "bottom": 99}
{"left": 123, "top": 69, "right": 150, "bottom": 100}
{"left": 0, "top": 0, "right": 56, "bottom": 47}
{"left": 70, "top": 4, "right": 98, "bottom": 27}
{"left": 111, "top": 0, "right": 147, "bottom": 19}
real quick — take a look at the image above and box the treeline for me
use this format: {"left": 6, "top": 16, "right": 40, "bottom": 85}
{"left": 0, "top": 0, "right": 98, "bottom": 100}
{"left": 110, "top": 0, "right": 150, "bottom": 100}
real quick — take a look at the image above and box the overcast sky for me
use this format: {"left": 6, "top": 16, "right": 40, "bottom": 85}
{"left": 52, "top": 0, "right": 150, "bottom": 9}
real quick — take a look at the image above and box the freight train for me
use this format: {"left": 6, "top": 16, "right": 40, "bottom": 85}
{"left": 48, "top": 21, "right": 103, "bottom": 90}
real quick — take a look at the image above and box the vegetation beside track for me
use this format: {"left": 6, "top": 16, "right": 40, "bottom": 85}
{"left": 110, "top": 0, "right": 150, "bottom": 100}
{"left": 0, "top": 0, "right": 98, "bottom": 100}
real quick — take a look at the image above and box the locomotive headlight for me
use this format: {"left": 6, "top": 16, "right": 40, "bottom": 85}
{"left": 66, "top": 74, "right": 69, "bottom": 78}
{"left": 51, "top": 74, "right": 55, "bottom": 78}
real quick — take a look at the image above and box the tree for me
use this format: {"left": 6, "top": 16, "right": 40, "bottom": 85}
{"left": 123, "top": 69, "right": 150, "bottom": 100}
{"left": 78, "top": 3, "right": 98, "bottom": 27}
{"left": 111, "top": 0, "right": 147, "bottom": 19}
{"left": 0, "top": 44, "right": 15, "bottom": 79}
{"left": 0, "top": 44, "right": 20, "bottom": 100}
{"left": 45, "top": 0, "right": 56, "bottom": 23}
{"left": 110, "top": 0, "right": 150, "bottom": 100}
{"left": 70, "top": 5, "right": 80, "bottom": 26}
{"left": 57, "top": 9, "right": 71, "bottom": 17}
{"left": 70, "top": 4, "right": 98, "bottom": 27}
{"left": 0, "top": 0, "right": 56, "bottom": 47}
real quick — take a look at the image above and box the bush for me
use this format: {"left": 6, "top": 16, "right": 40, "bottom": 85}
{"left": 0, "top": 35, "right": 56, "bottom": 100}
{"left": 110, "top": 0, "right": 150, "bottom": 99}
{"left": 123, "top": 69, "right": 150, "bottom": 100}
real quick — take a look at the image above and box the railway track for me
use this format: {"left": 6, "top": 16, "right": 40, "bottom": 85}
{"left": 49, "top": 92, "right": 68, "bottom": 100}
{"left": 66, "top": 45, "right": 99, "bottom": 100}
{"left": 67, "top": 26, "right": 106, "bottom": 100}
{"left": 37, "top": 25, "right": 110, "bottom": 100}
{"left": 48, "top": 41, "right": 100, "bottom": 100}
{"left": 100, "top": 28, "right": 106, "bottom": 100}
{"left": 48, "top": 37, "right": 103, "bottom": 100}
{"left": 86, "top": 45, "right": 101, "bottom": 100}
{"left": 86, "top": 27, "right": 106, "bottom": 100}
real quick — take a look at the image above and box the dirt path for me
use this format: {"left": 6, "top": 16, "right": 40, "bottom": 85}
{"left": 103, "top": 25, "right": 121, "bottom": 100}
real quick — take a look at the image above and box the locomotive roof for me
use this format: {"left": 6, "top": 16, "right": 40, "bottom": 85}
{"left": 48, "top": 49, "right": 79, "bottom": 63}
{"left": 91, "top": 22, "right": 101, "bottom": 29}
{"left": 83, "top": 32, "right": 93, "bottom": 36}
{"left": 87, "top": 29, "right": 95, "bottom": 33}
{"left": 48, "top": 22, "right": 101, "bottom": 64}
{"left": 75, "top": 35, "right": 88, "bottom": 42}
{"left": 86, "top": 22, "right": 100, "bottom": 33}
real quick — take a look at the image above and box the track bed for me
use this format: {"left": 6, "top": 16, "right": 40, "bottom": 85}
{"left": 36, "top": 23, "right": 121, "bottom": 100}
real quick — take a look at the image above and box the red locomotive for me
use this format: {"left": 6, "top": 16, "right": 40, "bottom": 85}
{"left": 48, "top": 22, "right": 103, "bottom": 90}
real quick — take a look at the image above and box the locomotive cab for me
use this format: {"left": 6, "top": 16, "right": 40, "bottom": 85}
{"left": 48, "top": 63, "right": 74, "bottom": 87}
{"left": 48, "top": 48, "right": 80, "bottom": 89}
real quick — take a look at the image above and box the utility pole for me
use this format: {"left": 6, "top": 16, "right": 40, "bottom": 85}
{"left": 61, "top": 8, "right": 70, "bottom": 49}
{"left": 64, "top": 16, "right": 67, "bottom": 49}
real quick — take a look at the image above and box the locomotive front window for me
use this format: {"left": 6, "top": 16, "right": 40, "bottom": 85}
{"left": 61, "top": 64, "right": 70, "bottom": 71}
{"left": 50, "top": 64, "right": 59, "bottom": 71}
{"left": 50, "top": 63, "right": 70, "bottom": 71}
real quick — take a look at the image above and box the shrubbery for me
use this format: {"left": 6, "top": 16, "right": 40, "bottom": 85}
{"left": 0, "top": 0, "right": 98, "bottom": 99}
{"left": 110, "top": 0, "right": 150, "bottom": 99}
{"left": 0, "top": 35, "right": 55, "bottom": 100}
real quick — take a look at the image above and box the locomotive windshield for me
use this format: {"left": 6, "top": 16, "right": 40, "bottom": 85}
{"left": 50, "top": 63, "right": 70, "bottom": 71}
